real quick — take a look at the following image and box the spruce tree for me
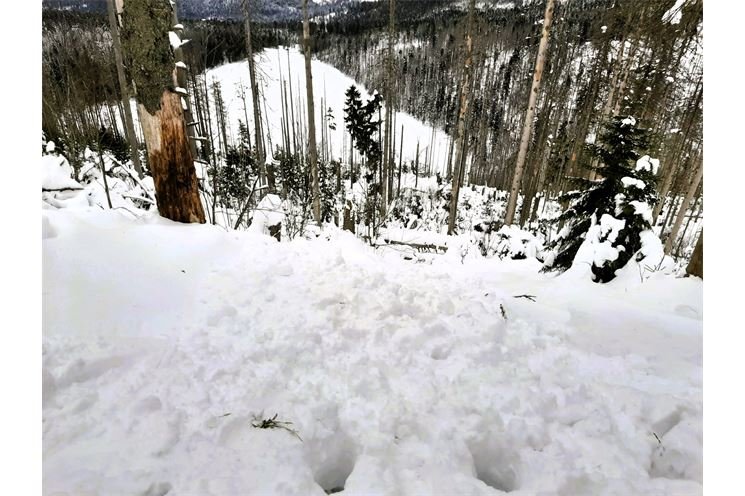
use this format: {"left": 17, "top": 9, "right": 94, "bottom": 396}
{"left": 544, "top": 116, "right": 660, "bottom": 282}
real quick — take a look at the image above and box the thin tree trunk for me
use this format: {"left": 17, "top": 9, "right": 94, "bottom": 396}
{"left": 665, "top": 154, "right": 703, "bottom": 254}
{"left": 447, "top": 0, "right": 476, "bottom": 236}
{"left": 303, "top": 0, "right": 321, "bottom": 223}
{"left": 686, "top": 228, "right": 703, "bottom": 278}
{"left": 397, "top": 123, "right": 404, "bottom": 198}
{"left": 504, "top": 0, "right": 555, "bottom": 225}
{"left": 98, "top": 147, "right": 113, "bottom": 208}
{"left": 382, "top": 0, "right": 396, "bottom": 209}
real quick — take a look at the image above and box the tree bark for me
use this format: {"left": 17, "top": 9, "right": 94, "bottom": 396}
{"left": 242, "top": 1, "right": 265, "bottom": 165}
{"left": 504, "top": 0, "right": 555, "bottom": 225}
{"left": 106, "top": 0, "right": 143, "bottom": 178}
{"left": 138, "top": 90, "right": 206, "bottom": 223}
{"left": 303, "top": 0, "right": 321, "bottom": 224}
{"left": 120, "top": 0, "right": 205, "bottom": 224}
{"left": 382, "top": 0, "right": 396, "bottom": 209}
{"left": 447, "top": 0, "right": 476, "bottom": 236}
{"left": 665, "top": 154, "right": 703, "bottom": 254}
{"left": 686, "top": 228, "right": 703, "bottom": 279}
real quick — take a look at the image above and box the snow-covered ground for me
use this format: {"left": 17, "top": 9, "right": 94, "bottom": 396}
{"left": 206, "top": 46, "right": 451, "bottom": 172}
{"left": 42, "top": 206, "right": 702, "bottom": 495}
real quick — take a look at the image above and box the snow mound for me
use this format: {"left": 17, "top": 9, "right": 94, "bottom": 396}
{"left": 636, "top": 155, "right": 660, "bottom": 175}
{"left": 41, "top": 154, "right": 82, "bottom": 191}
{"left": 622, "top": 176, "right": 646, "bottom": 189}
{"left": 43, "top": 209, "right": 702, "bottom": 495}
{"left": 249, "top": 194, "right": 284, "bottom": 235}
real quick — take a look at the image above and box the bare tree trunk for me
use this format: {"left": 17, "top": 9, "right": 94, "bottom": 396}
{"left": 665, "top": 154, "right": 703, "bottom": 254}
{"left": 686, "top": 228, "right": 703, "bottom": 278}
{"left": 382, "top": 0, "right": 396, "bottom": 209}
{"left": 121, "top": 0, "right": 205, "bottom": 224}
{"left": 106, "top": 0, "right": 143, "bottom": 177}
{"left": 414, "top": 140, "right": 420, "bottom": 189}
{"left": 653, "top": 79, "right": 702, "bottom": 222}
{"left": 242, "top": 0, "right": 275, "bottom": 194}
{"left": 303, "top": 0, "right": 321, "bottom": 224}
{"left": 397, "top": 123, "right": 404, "bottom": 198}
{"left": 138, "top": 91, "right": 206, "bottom": 223}
{"left": 504, "top": 0, "right": 555, "bottom": 225}
{"left": 98, "top": 147, "right": 113, "bottom": 208}
{"left": 447, "top": 0, "right": 476, "bottom": 236}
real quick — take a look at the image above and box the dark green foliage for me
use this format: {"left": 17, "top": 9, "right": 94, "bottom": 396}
{"left": 319, "top": 160, "right": 341, "bottom": 223}
{"left": 120, "top": 0, "right": 175, "bottom": 113}
{"left": 213, "top": 122, "right": 258, "bottom": 209}
{"left": 344, "top": 85, "right": 383, "bottom": 224}
{"left": 275, "top": 148, "right": 306, "bottom": 199}
{"left": 544, "top": 116, "right": 659, "bottom": 282}
{"left": 343, "top": 85, "right": 382, "bottom": 166}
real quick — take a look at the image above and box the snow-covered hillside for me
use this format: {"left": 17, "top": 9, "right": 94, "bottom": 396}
{"left": 42, "top": 207, "right": 702, "bottom": 495}
{"left": 205, "top": 46, "right": 451, "bottom": 173}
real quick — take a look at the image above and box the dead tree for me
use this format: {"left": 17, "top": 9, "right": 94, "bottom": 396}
{"left": 120, "top": 0, "right": 205, "bottom": 223}
{"left": 106, "top": 0, "right": 143, "bottom": 178}
{"left": 447, "top": 0, "right": 476, "bottom": 236}
{"left": 504, "top": 0, "right": 556, "bottom": 225}
{"left": 302, "top": 0, "right": 321, "bottom": 224}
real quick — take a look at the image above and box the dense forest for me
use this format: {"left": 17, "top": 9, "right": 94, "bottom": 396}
{"left": 42, "top": 0, "right": 703, "bottom": 265}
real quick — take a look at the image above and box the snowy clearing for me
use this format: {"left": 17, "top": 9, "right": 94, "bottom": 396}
{"left": 206, "top": 46, "right": 451, "bottom": 172}
{"left": 43, "top": 208, "right": 702, "bottom": 495}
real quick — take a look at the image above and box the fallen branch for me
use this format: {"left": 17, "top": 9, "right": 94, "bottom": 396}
{"left": 380, "top": 239, "right": 448, "bottom": 253}
{"left": 513, "top": 294, "right": 537, "bottom": 302}
{"left": 251, "top": 413, "right": 302, "bottom": 442}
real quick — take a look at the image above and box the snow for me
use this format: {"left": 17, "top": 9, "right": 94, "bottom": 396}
{"left": 636, "top": 155, "right": 661, "bottom": 175}
{"left": 248, "top": 193, "right": 284, "bottom": 235}
{"left": 43, "top": 207, "right": 702, "bottom": 495}
{"left": 168, "top": 31, "right": 182, "bottom": 50}
{"left": 601, "top": 25, "right": 607, "bottom": 33}
{"left": 662, "top": 0, "right": 686, "bottom": 25}
{"left": 620, "top": 116, "right": 637, "bottom": 127}
{"left": 629, "top": 200, "right": 654, "bottom": 224}
{"left": 666, "top": 76, "right": 675, "bottom": 83}
{"left": 599, "top": 213, "right": 625, "bottom": 243}
{"left": 206, "top": 47, "right": 451, "bottom": 172}
{"left": 622, "top": 176, "right": 646, "bottom": 189}
{"left": 570, "top": 214, "right": 626, "bottom": 273}
{"left": 41, "top": 154, "right": 82, "bottom": 191}
{"left": 175, "top": 61, "right": 187, "bottom": 69}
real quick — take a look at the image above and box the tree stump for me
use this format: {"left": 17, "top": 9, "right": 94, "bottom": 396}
{"left": 343, "top": 201, "right": 355, "bottom": 233}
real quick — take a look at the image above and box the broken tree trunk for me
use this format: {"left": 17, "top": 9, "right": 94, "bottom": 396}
{"left": 138, "top": 91, "right": 205, "bottom": 223}
{"left": 120, "top": 0, "right": 205, "bottom": 224}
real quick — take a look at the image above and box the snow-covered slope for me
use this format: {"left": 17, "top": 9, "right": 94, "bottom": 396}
{"left": 206, "top": 46, "right": 451, "bottom": 173}
{"left": 42, "top": 207, "right": 702, "bottom": 495}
